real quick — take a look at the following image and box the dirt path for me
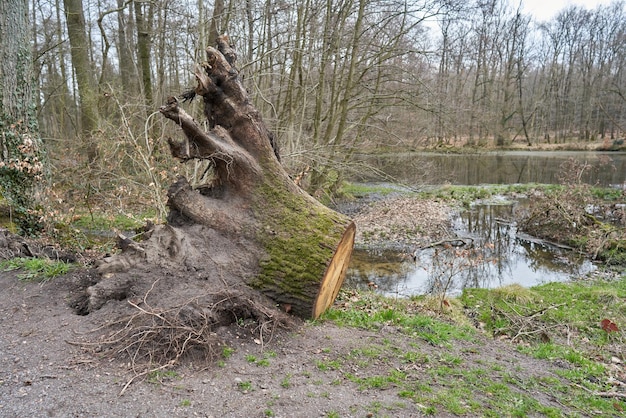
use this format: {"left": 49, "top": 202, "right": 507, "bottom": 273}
{"left": 0, "top": 268, "right": 577, "bottom": 418}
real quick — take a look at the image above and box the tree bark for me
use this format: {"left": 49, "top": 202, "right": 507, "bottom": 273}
{"left": 63, "top": 0, "right": 99, "bottom": 162}
{"left": 134, "top": 0, "right": 153, "bottom": 107}
{"left": 93, "top": 37, "right": 355, "bottom": 319}
{"left": 0, "top": 0, "right": 46, "bottom": 233}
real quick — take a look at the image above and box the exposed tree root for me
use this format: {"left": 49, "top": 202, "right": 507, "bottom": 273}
{"left": 71, "top": 282, "right": 297, "bottom": 394}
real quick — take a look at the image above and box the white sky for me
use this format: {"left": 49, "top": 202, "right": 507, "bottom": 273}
{"left": 521, "top": 0, "right": 617, "bottom": 21}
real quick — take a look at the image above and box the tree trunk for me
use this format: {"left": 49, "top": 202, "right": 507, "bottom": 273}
{"left": 0, "top": 0, "right": 46, "bottom": 233}
{"left": 134, "top": 0, "right": 153, "bottom": 107}
{"left": 116, "top": 0, "right": 136, "bottom": 95}
{"left": 63, "top": 0, "right": 99, "bottom": 162}
{"left": 92, "top": 37, "right": 355, "bottom": 320}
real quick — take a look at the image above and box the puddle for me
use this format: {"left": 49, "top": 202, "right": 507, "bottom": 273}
{"left": 345, "top": 199, "right": 597, "bottom": 297}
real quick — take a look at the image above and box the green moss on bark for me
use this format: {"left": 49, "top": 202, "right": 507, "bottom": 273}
{"left": 250, "top": 178, "right": 351, "bottom": 318}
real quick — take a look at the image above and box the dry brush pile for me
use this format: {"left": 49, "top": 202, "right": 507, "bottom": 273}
{"left": 520, "top": 158, "right": 626, "bottom": 264}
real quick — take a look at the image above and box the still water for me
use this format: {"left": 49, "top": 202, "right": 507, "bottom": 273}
{"left": 345, "top": 200, "right": 596, "bottom": 297}
{"left": 352, "top": 150, "right": 626, "bottom": 187}
{"left": 345, "top": 151, "right": 623, "bottom": 296}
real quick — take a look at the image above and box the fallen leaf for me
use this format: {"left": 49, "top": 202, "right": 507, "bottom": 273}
{"left": 600, "top": 318, "right": 619, "bottom": 333}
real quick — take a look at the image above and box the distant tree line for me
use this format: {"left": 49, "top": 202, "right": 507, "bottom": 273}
{"left": 30, "top": 0, "right": 626, "bottom": 195}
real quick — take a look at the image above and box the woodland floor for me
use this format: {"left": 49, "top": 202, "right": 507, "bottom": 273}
{"left": 0, "top": 194, "right": 621, "bottom": 417}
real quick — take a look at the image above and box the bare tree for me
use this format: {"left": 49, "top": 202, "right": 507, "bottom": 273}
{"left": 63, "top": 0, "right": 100, "bottom": 161}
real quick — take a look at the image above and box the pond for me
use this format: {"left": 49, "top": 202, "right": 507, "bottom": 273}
{"left": 345, "top": 199, "right": 597, "bottom": 297}
{"left": 352, "top": 150, "right": 626, "bottom": 187}
{"left": 345, "top": 150, "right": 623, "bottom": 296}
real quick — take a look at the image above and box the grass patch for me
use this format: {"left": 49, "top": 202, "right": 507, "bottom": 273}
{"left": 416, "top": 184, "right": 560, "bottom": 206}
{"left": 147, "top": 370, "right": 179, "bottom": 385}
{"left": 322, "top": 290, "right": 476, "bottom": 345}
{"left": 237, "top": 380, "right": 253, "bottom": 392}
{"left": 339, "top": 182, "right": 414, "bottom": 199}
{"left": 345, "top": 369, "right": 407, "bottom": 390}
{"left": 45, "top": 209, "right": 158, "bottom": 253}
{"left": 0, "top": 257, "right": 74, "bottom": 283}
{"left": 460, "top": 276, "right": 625, "bottom": 416}
{"left": 70, "top": 210, "right": 156, "bottom": 232}
{"left": 462, "top": 277, "right": 626, "bottom": 350}
{"left": 317, "top": 284, "right": 625, "bottom": 416}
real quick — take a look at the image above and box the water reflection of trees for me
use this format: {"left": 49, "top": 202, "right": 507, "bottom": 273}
{"left": 355, "top": 153, "right": 625, "bottom": 187}
{"left": 346, "top": 202, "right": 596, "bottom": 297}
{"left": 454, "top": 203, "right": 517, "bottom": 289}
{"left": 427, "top": 203, "right": 593, "bottom": 294}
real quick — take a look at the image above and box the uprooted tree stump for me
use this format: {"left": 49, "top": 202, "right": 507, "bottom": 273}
{"left": 89, "top": 37, "right": 355, "bottom": 321}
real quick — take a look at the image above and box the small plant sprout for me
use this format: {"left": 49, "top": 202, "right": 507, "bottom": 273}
{"left": 238, "top": 380, "right": 253, "bottom": 393}
{"left": 222, "top": 346, "right": 235, "bottom": 359}
{"left": 281, "top": 374, "right": 292, "bottom": 388}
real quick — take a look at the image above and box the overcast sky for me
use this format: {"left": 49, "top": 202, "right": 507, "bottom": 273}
{"left": 521, "top": 0, "right": 616, "bottom": 21}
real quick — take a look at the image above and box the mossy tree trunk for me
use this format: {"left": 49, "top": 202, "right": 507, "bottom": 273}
{"left": 94, "top": 37, "right": 355, "bottom": 319}
{"left": 0, "top": 0, "right": 46, "bottom": 234}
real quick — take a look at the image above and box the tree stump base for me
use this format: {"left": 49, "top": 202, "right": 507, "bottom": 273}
{"left": 89, "top": 36, "right": 355, "bottom": 320}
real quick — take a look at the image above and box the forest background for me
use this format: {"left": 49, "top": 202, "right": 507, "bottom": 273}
{"left": 2, "top": 0, "right": 626, "bottom": 235}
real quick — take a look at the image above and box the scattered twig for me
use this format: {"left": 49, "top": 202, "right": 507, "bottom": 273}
{"left": 416, "top": 237, "right": 474, "bottom": 252}
{"left": 493, "top": 302, "right": 567, "bottom": 342}
{"left": 573, "top": 383, "right": 626, "bottom": 400}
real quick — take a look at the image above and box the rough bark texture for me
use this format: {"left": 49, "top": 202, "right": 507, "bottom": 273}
{"left": 0, "top": 0, "right": 46, "bottom": 232}
{"left": 63, "top": 0, "right": 99, "bottom": 161}
{"left": 90, "top": 37, "right": 354, "bottom": 320}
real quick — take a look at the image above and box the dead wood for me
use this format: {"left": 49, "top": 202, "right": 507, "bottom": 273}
{"left": 76, "top": 36, "right": 354, "bottom": 373}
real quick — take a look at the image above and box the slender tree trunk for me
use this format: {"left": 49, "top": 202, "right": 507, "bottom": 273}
{"left": 63, "top": 0, "right": 99, "bottom": 162}
{"left": 116, "top": 0, "right": 135, "bottom": 95}
{"left": 134, "top": 0, "right": 153, "bottom": 106}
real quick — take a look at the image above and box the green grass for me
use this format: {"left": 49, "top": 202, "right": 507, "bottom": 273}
{"left": 222, "top": 346, "right": 235, "bottom": 358}
{"left": 459, "top": 275, "right": 626, "bottom": 416}
{"left": 339, "top": 182, "right": 414, "bottom": 198}
{"left": 45, "top": 209, "right": 158, "bottom": 253}
{"left": 315, "top": 359, "right": 342, "bottom": 371}
{"left": 246, "top": 352, "right": 274, "bottom": 367}
{"left": 280, "top": 374, "right": 292, "bottom": 388}
{"left": 70, "top": 210, "right": 156, "bottom": 231}
{"left": 315, "top": 282, "right": 626, "bottom": 416}
{"left": 461, "top": 277, "right": 626, "bottom": 350}
{"left": 0, "top": 257, "right": 74, "bottom": 282}
{"left": 345, "top": 369, "right": 407, "bottom": 390}
{"left": 322, "top": 291, "right": 476, "bottom": 345}
{"left": 237, "top": 380, "right": 253, "bottom": 392}
{"left": 416, "top": 183, "right": 561, "bottom": 205}
{"left": 147, "top": 370, "right": 179, "bottom": 384}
